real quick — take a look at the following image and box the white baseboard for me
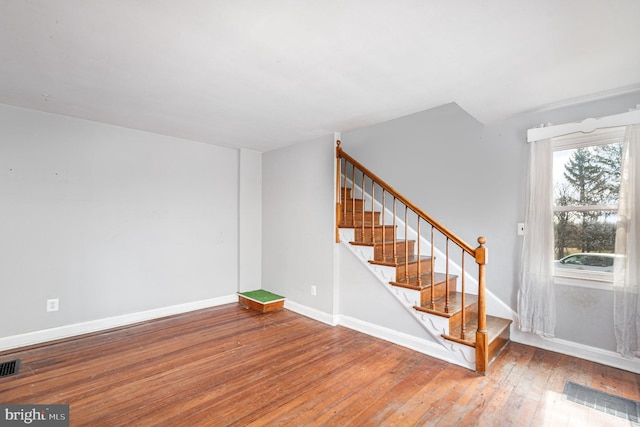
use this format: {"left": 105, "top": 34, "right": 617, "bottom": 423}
{"left": 0, "top": 295, "right": 237, "bottom": 352}
{"left": 511, "top": 329, "right": 640, "bottom": 374}
{"left": 284, "top": 300, "right": 339, "bottom": 326}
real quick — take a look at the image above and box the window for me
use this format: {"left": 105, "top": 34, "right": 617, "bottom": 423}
{"left": 552, "top": 127, "right": 625, "bottom": 281}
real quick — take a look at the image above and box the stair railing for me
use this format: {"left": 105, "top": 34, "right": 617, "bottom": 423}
{"left": 335, "top": 141, "right": 489, "bottom": 374}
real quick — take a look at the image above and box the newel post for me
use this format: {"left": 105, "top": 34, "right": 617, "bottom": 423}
{"left": 475, "top": 236, "right": 488, "bottom": 375}
{"left": 335, "top": 140, "right": 342, "bottom": 243}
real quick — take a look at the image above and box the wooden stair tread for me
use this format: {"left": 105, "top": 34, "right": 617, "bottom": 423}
{"left": 413, "top": 292, "right": 477, "bottom": 318}
{"left": 339, "top": 223, "right": 361, "bottom": 228}
{"left": 340, "top": 224, "right": 396, "bottom": 235}
{"left": 338, "top": 217, "right": 380, "bottom": 227}
{"left": 340, "top": 211, "right": 379, "bottom": 216}
{"left": 369, "top": 255, "right": 431, "bottom": 267}
{"left": 390, "top": 272, "right": 457, "bottom": 290}
{"left": 349, "top": 239, "right": 413, "bottom": 247}
{"left": 339, "top": 222, "right": 379, "bottom": 228}
{"left": 349, "top": 241, "right": 375, "bottom": 246}
{"left": 442, "top": 315, "right": 512, "bottom": 348}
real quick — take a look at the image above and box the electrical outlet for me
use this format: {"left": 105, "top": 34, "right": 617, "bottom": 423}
{"left": 47, "top": 298, "right": 59, "bottom": 312}
{"left": 517, "top": 223, "right": 525, "bottom": 236}
{"left": 311, "top": 286, "right": 317, "bottom": 296}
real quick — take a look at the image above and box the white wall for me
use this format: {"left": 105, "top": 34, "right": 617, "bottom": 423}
{"left": 0, "top": 104, "right": 239, "bottom": 339}
{"left": 238, "top": 149, "right": 262, "bottom": 292}
{"left": 262, "top": 135, "right": 336, "bottom": 314}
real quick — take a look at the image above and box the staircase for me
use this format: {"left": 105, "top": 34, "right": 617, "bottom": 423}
{"left": 336, "top": 141, "right": 511, "bottom": 374}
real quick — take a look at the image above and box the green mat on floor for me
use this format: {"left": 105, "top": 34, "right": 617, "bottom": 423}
{"left": 238, "top": 290, "right": 285, "bottom": 303}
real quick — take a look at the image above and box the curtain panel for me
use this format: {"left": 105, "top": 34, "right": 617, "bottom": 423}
{"left": 518, "top": 138, "right": 556, "bottom": 337}
{"left": 614, "top": 124, "right": 640, "bottom": 357}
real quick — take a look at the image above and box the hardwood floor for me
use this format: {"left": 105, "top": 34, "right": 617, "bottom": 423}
{"left": 1, "top": 304, "right": 639, "bottom": 426}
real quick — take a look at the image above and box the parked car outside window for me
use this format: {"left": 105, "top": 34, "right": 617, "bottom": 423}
{"left": 554, "top": 253, "right": 616, "bottom": 272}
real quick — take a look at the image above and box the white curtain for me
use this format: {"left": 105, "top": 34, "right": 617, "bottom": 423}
{"left": 518, "top": 138, "right": 556, "bottom": 337}
{"left": 614, "top": 124, "right": 640, "bottom": 357}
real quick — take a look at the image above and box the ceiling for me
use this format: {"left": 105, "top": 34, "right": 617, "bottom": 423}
{"left": 1, "top": 1, "right": 639, "bottom": 152}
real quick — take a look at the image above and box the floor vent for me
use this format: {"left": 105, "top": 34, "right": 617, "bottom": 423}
{"left": 564, "top": 381, "right": 640, "bottom": 423}
{"left": 0, "top": 359, "right": 20, "bottom": 378}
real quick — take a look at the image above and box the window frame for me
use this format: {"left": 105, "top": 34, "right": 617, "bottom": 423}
{"left": 551, "top": 126, "right": 625, "bottom": 288}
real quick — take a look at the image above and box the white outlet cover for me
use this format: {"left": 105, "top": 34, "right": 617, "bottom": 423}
{"left": 47, "top": 298, "right": 59, "bottom": 312}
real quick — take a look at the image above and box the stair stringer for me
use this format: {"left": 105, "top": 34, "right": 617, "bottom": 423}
{"left": 339, "top": 228, "right": 475, "bottom": 370}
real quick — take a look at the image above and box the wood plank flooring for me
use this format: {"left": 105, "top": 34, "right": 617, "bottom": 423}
{"left": 1, "top": 304, "right": 639, "bottom": 426}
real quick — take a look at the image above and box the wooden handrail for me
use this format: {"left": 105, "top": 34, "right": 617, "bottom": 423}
{"left": 338, "top": 146, "right": 476, "bottom": 256}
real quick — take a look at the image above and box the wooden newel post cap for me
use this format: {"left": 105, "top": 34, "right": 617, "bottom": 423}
{"left": 336, "top": 139, "right": 341, "bottom": 146}
{"left": 475, "top": 236, "right": 487, "bottom": 264}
